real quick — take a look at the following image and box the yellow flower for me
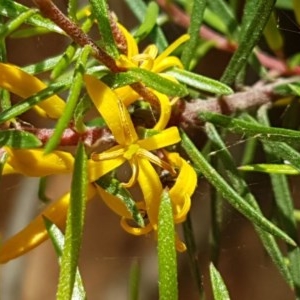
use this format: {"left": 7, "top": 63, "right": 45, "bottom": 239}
{"left": 117, "top": 24, "right": 189, "bottom": 73}
{"left": 113, "top": 26, "right": 189, "bottom": 129}
{"left": 85, "top": 75, "right": 197, "bottom": 249}
{"left": 0, "top": 63, "right": 66, "bottom": 119}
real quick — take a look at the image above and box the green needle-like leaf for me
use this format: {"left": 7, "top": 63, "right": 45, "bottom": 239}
{"left": 0, "top": 82, "right": 69, "bottom": 124}
{"left": 209, "top": 263, "right": 231, "bottom": 300}
{"left": 221, "top": 0, "right": 276, "bottom": 85}
{"left": 89, "top": 0, "right": 119, "bottom": 58}
{"left": 167, "top": 68, "right": 233, "bottom": 95}
{"left": 56, "top": 143, "right": 88, "bottom": 300}
{"left": 199, "top": 111, "right": 300, "bottom": 146}
{"left": 158, "top": 190, "right": 178, "bottom": 300}
{"left": 180, "top": 129, "right": 296, "bottom": 246}
{"left": 239, "top": 163, "right": 300, "bottom": 174}
{"left": 45, "top": 46, "right": 91, "bottom": 154}
{"left": 0, "top": 130, "right": 42, "bottom": 148}
{"left": 134, "top": 2, "right": 159, "bottom": 41}
{"left": 44, "top": 217, "right": 87, "bottom": 300}
{"left": 181, "top": 0, "right": 207, "bottom": 69}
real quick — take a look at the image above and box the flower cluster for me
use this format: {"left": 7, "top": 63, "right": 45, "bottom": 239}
{"left": 0, "top": 23, "right": 197, "bottom": 263}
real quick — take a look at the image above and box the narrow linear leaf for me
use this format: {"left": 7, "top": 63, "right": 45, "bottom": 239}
{"left": 0, "top": 9, "right": 37, "bottom": 39}
{"left": 209, "top": 263, "right": 230, "bottom": 300}
{"left": 0, "top": 82, "right": 69, "bottom": 124}
{"left": 128, "top": 260, "right": 140, "bottom": 300}
{"left": 199, "top": 111, "right": 300, "bottom": 146}
{"left": 180, "top": 129, "right": 296, "bottom": 246}
{"left": 0, "top": 130, "right": 42, "bottom": 148}
{"left": 56, "top": 143, "right": 88, "bottom": 300}
{"left": 167, "top": 68, "right": 233, "bottom": 95}
{"left": 89, "top": 0, "right": 119, "bottom": 58}
{"left": 181, "top": 0, "right": 207, "bottom": 69}
{"left": 221, "top": 0, "right": 276, "bottom": 85}
{"left": 207, "top": 0, "right": 239, "bottom": 38}
{"left": 239, "top": 163, "right": 300, "bottom": 175}
{"left": 124, "top": 0, "right": 168, "bottom": 51}
{"left": 45, "top": 46, "right": 91, "bottom": 154}
{"left": 257, "top": 105, "right": 300, "bottom": 295}
{"left": 44, "top": 217, "right": 87, "bottom": 300}
{"left": 134, "top": 2, "right": 159, "bottom": 41}
{"left": 129, "top": 68, "right": 188, "bottom": 97}
{"left": 158, "top": 190, "right": 178, "bottom": 300}
{"left": 0, "top": 0, "right": 64, "bottom": 34}
{"left": 206, "top": 122, "right": 293, "bottom": 286}
{"left": 96, "top": 176, "right": 144, "bottom": 228}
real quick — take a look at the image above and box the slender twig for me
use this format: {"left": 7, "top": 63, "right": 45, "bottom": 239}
{"left": 177, "top": 76, "right": 300, "bottom": 127}
{"left": 32, "top": 0, "right": 122, "bottom": 72}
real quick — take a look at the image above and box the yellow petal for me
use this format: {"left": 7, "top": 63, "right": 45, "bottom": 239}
{"left": 0, "top": 185, "right": 96, "bottom": 263}
{"left": 117, "top": 23, "right": 139, "bottom": 58}
{"left": 150, "top": 90, "right": 171, "bottom": 130}
{"left": 137, "top": 127, "right": 181, "bottom": 151}
{"left": 155, "top": 34, "right": 190, "bottom": 66}
{"left": 114, "top": 85, "right": 140, "bottom": 106}
{"left": 152, "top": 56, "right": 184, "bottom": 73}
{"left": 3, "top": 148, "right": 74, "bottom": 177}
{"left": 120, "top": 217, "right": 153, "bottom": 235}
{"left": 167, "top": 152, "right": 197, "bottom": 221}
{"left": 137, "top": 158, "right": 163, "bottom": 230}
{"left": 0, "top": 63, "right": 65, "bottom": 118}
{"left": 84, "top": 75, "right": 138, "bottom": 145}
{"left": 88, "top": 157, "right": 125, "bottom": 182}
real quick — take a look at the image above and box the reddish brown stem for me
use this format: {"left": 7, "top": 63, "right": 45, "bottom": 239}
{"left": 32, "top": 0, "right": 121, "bottom": 72}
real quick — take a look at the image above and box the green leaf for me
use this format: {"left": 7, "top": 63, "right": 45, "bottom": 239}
{"left": 205, "top": 122, "right": 293, "bottom": 286}
{"left": 209, "top": 263, "right": 230, "bottom": 300}
{"left": 129, "top": 68, "right": 188, "bottom": 97}
{"left": 180, "top": 129, "right": 296, "bottom": 246}
{"left": 0, "top": 0, "right": 64, "bottom": 34}
{"left": 167, "top": 68, "right": 233, "bottom": 95}
{"left": 124, "top": 0, "right": 168, "bottom": 52}
{"left": 0, "top": 9, "right": 37, "bottom": 39}
{"left": 44, "top": 46, "right": 91, "bottom": 154}
{"left": 44, "top": 217, "right": 87, "bottom": 300}
{"left": 0, "top": 82, "right": 69, "bottom": 124}
{"left": 239, "top": 163, "right": 300, "bottom": 175}
{"left": 181, "top": 0, "right": 207, "bottom": 69}
{"left": 134, "top": 2, "right": 159, "bottom": 41}
{"left": 0, "top": 130, "right": 42, "bottom": 148}
{"left": 56, "top": 143, "right": 88, "bottom": 300}
{"left": 128, "top": 260, "right": 140, "bottom": 300}
{"left": 96, "top": 176, "right": 145, "bottom": 228}
{"left": 158, "top": 190, "right": 178, "bottom": 300}
{"left": 89, "top": 0, "right": 119, "bottom": 58}
{"left": 199, "top": 111, "right": 300, "bottom": 146}
{"left": 207, "top": 0, "right": 239, "bottom": 38}
{"left": 221, "top": 0, "right": 276, "bottom": 85}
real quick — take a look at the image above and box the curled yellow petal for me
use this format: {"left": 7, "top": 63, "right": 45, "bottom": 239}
{"left": 167, "top": 152, "right": 197, "bottom": 222}
{"left": 120, "top": 217, "right": 153, "bottom": 235}
{"left": 137, "top": 158, "right": 163, "bottom": 230}
{"left": 0, "top": 63, "right": 65, "bottom": 118}
{"left": 3, "top": 148, "right": 74, "bottom": 177}
{"left": 117, "top": 23, "right": 139, "bottom": 58}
